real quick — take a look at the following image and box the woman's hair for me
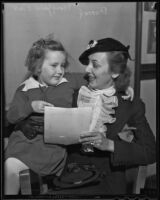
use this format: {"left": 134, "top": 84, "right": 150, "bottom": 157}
{"left": 25, "top": 37, "right": 69, "bottom": 76}
{"left": 107, "top": 51, "right": 131, "bottom": 92}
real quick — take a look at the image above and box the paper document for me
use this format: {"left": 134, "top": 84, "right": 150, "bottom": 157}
{"left": 44, "top": 107, "right": 92, "bottom": 145}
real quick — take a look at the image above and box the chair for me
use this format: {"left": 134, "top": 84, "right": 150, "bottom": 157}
{"left": 4, "top": 91, "right": 155, "bottom": 195}
{"left": 4, "top": 120, "right": 151, "bottom": 195}
{"left": 19, "top": 169, "right": 51, "bottom": 195}
{"left": 140, "top": 163, "right": 157, "bottom": 197}
{"left": 126, "top": 166, "right": 147, "bottom": 194}
{"left": 141, "top": 174, "right": 157, "bottom": 196}
{"left": 19, "top": 165, "right": 149, "bottom": 195}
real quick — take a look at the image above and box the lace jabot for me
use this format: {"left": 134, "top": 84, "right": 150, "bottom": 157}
{"left": 77, "top": 86, "right": 118, "bottom": 133}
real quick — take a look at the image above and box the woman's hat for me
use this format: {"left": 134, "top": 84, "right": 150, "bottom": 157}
{"left": 79, "top": 38, "right": 131, "bottom": 65}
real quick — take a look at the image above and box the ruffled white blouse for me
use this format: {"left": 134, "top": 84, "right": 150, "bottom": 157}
{"left": 77, "top": 85, "right": 134, "bottom": 134}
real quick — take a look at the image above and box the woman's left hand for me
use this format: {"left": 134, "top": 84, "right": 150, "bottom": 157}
{"left": 79, "top": 131, "right": 114, "bottom": 152}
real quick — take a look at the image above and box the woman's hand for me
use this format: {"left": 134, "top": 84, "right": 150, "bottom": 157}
{"left": 31, "top": 100, "right": 54, "bottom": 113}
{"left": 79, "top": 131, "right": 114, "bottom": 152}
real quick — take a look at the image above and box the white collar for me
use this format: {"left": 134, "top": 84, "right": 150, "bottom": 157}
{"left": 20, "top": 76, "right": 68, "bottom": 92}
{"left": 88, "top": 85, "right": 116, "bottom": 97}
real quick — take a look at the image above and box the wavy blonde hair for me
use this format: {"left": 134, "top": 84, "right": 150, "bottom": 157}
{"left": 25, "top": 36, "right": 69, "bottom": 77}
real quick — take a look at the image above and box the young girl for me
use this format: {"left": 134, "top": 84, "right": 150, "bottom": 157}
{"left": 4, "top": 36, "right": 86, "bottom": 195}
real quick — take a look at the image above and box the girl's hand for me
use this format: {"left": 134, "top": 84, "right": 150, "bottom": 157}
{"left": 118, "top": 126, "right": 136, "bottom": 142}
{"left": 31, "top": 100, "right": 54, "bottom": 113}
{"left": 122, "top": 86, "right": 134, "bottom": 101}
{"left": 79, "top": 131, "right": 114, "bottom": 152}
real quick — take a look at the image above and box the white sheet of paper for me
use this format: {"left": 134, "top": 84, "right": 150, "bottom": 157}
{"left": 44, "top": 107, "right": 92, "bottom": 145}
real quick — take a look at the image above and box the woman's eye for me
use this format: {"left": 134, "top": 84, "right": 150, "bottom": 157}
{"left": 92, "top": 62, "right": 100, "bottom": 69}
{"left": 61, "top": 64, "right": 65, "bottom": 68}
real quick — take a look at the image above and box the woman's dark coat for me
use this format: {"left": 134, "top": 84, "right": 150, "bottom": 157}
{"left": 53, "top": 92, "right": 156, "bottom": 195}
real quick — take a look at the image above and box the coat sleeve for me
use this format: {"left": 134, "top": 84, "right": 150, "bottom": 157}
{"left": 7, "top": 85, "right": 33, "bottom": 124}
{"left": 111, "top": 98, "right": 156, "bottom": 167}
{"left": 65, "top": 73, "right": 87, "bottom": 90}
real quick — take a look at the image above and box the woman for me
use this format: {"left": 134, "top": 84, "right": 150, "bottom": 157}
{"left": 53, "top": 38, "right": 156, "bottom": 195}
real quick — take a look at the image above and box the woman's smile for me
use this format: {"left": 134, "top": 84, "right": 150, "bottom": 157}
{"left": 88, "top": 74, "right": 96, "bottom": 82}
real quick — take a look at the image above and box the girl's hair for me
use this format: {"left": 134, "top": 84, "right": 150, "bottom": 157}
{"left": 107, "top": 51, "right": 131, "bottom": 92}
{"left": 25, "top": 37, "right": 69, "bottom": 76}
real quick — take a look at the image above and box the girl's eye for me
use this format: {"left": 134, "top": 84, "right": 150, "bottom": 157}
{"left": 51, "top": 64, "right": 57, "bottom": 68}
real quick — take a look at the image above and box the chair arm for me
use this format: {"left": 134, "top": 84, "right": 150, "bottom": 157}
{"left": 133, "top": 165, "right": 147, "bottom": 194}
{"left": 19, "top": 169, "right": 43, "bottom": 195}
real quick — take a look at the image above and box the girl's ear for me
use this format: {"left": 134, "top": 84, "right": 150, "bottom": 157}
{"left": 37, "top": 69, "right": 41, "bottom": 73}
{"left": 111, "top": 74, "right": 119, "bottom": 79}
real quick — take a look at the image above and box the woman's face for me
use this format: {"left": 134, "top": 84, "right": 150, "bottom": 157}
{"left": 85, "top": 52, "right": 113, "bottom": 90}
{"left": 39, "top": 50, "right": 66, "bottom": 86}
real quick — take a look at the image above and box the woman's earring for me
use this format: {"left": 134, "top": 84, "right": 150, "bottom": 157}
{"left": 111, "top": 74, "right": 119, "bottom": 79}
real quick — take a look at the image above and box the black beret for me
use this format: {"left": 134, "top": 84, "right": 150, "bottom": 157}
{"left": 79, "top": 38, "right": 130, "bottom": 65}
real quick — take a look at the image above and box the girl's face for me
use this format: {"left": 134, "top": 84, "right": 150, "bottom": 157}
{"left": 39, "top": 50, "right": 66, "bottom": 86}
{"left": 85, "top": 52, "right": 113, "bottom": 90}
